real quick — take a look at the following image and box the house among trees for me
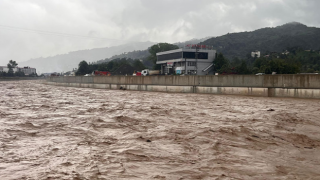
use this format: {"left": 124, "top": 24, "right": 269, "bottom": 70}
{"left": 251, "top": 50, "right": 261, "bottom": 58}
{"left": 282, "top": 50, "right": 290, "bottom": 55}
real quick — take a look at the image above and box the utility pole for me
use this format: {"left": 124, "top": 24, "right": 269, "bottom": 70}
{"left": 195, "top": 45, "right": 199, "bottom": 75}
{"left": 185, "top": 58, "right": 187, "bottom": 75}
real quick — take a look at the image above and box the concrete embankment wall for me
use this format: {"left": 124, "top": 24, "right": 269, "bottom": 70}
{"left": 45, "top": 75, "right": 320, "bottom": 99}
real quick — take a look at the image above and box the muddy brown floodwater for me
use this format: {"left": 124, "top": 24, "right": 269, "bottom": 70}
{"left": 1, "top": 81, "right": 320, "bottom": 180}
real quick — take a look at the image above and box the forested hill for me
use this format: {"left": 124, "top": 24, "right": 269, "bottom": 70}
{"left": 99, "top": 22, "right": 320, "bottom": 63}
{"left": 97, "top": 50, "right": 150, "bottom": 64}
{"left": 203, "top": 22, "right": 320, "bottom": 59}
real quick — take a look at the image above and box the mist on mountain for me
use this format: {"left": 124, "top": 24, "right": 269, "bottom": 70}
{"left": 19, "top": 22, "right": 320, "bottom": 73}
{"left": 18, "top": 41, "right": 154, "bottom": 73}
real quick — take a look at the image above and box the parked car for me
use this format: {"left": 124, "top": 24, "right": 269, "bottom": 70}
{"left": 255, "top": 73, "right": 265, "bottom": 75}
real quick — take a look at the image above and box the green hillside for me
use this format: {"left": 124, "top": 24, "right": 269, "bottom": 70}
{"left": 91, "top": 22, "right": 320, "bottom": 74}
{"left": 203, "top": 22, "right": 320, "bottom": 59}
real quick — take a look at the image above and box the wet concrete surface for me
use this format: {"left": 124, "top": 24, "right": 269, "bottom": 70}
{"left": 1, "top": 80, "right": 320, "bottom": 179}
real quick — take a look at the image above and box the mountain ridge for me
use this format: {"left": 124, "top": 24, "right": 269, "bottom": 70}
{"left": 202, "top": 22, "right": 320, "bottom": 59}
{"left": 19, "top": 22, "right": 320, "bottom": 73}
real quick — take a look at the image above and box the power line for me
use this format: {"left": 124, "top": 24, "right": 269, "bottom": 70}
{"left": 0, "top": 24, "right": 125, "bottom": 41}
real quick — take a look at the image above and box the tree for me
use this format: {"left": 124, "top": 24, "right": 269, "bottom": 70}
{"left": 15, "top": 71, "right": 25, "bottom": 77}
{"left": 214, "top": 53, "right": 229, "bottom": 72}
{"left": 306, "top": 68, "right": 314, "bottom": 73}
{"left": 7, "top": 60, "right": 18, "bottom": 68}
{"left": 236, "top": 61, "right": 250, "bottom": 74}
{"left": 230, "top": 57, "right": 241, "bottom": 67}
{"left": 106, "top": 61, "right": 115, "bottom": 71}
{"left": 147, "top": 43, "right": 179, "bottom": 70}
{"left": 252, "top": 67, "right": 259, "bottom": 74}
{"left": 97, "top": 63, "right": 108, "bottom": 71}
{"left": 76, "top": 60, "right": 90, "bottom": 75}
{"left": 218, "top": 64, "right": 232, "bottom": 74}
{"left": 7, "top": 60, "right": 18, "bottom": 76}
{"left": 132, "top": 59, "right": 146, "bottom": 71}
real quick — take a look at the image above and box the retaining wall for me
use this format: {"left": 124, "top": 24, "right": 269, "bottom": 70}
{"left": 47, "top": 75, "right": 320, "bottom": 89}
{"left": 44, "top": 75, "right": 320, "bottom": 99}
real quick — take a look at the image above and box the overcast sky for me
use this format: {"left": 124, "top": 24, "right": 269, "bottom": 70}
{"left": 0, "top": 0, "right": 320, "bottom": 64}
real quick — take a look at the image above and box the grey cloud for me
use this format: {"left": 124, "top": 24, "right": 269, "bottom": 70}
{"left": 0, "top": 0, "right": 319, "bottom": 65}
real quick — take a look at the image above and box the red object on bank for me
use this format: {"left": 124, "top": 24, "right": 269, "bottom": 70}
{"left": 93, "top": 71, "right": 111, "bottom": 76}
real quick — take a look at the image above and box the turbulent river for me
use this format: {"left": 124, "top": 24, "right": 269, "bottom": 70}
{"left": 1, "top": 80, "right": 320, "bottom": 179}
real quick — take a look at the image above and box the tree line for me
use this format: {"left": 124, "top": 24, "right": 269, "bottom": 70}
{"left": 214, "top": 48, "right": 320, "bottom": 74}
{"left": 76, "top": 43, "right": 179, "bottom": 75}
{"left": 76, "top": 58, "right": 148, "bottom": 76}
{"left": 75, "top": 42, "right": 320, "bottom": 76}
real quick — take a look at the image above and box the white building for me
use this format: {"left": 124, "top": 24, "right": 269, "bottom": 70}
{"left": 0, "top": 66, "right": 36, "bottom": 75}
{"left": 251, "top": 51, "right": 261, "bottom": 58}
{"left": 282, "top": 50, "right": 290, "bottom": 55}
{"left": 0, "top": 66, "right": 19, "bottom": 73}
{"left": 0, "top": 66, "right": 7, "bottom": 72}
{"left": 19, "top": 67, "right": 36, "bottom": 75}
{"left": 156, "top": 45, "right": 216, "bottom": 75}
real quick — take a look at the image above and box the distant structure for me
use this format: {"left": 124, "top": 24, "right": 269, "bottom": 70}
{"left": 19, "top": 67, "right": 36, "bottom": 75}
{"left": 0, "top": 66, "right": 36, "bottom": 75}
{"left": 0, "top": 66, "right": 19, "bottom": 73}
{"left": 156, "top": 44, "right": 216, "bottom": 75}
{"left": 251, "top": 50, "right": 261, "bottom": 58}
{"left": 282, "top": 50, "right": 290, "bottom": 55}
